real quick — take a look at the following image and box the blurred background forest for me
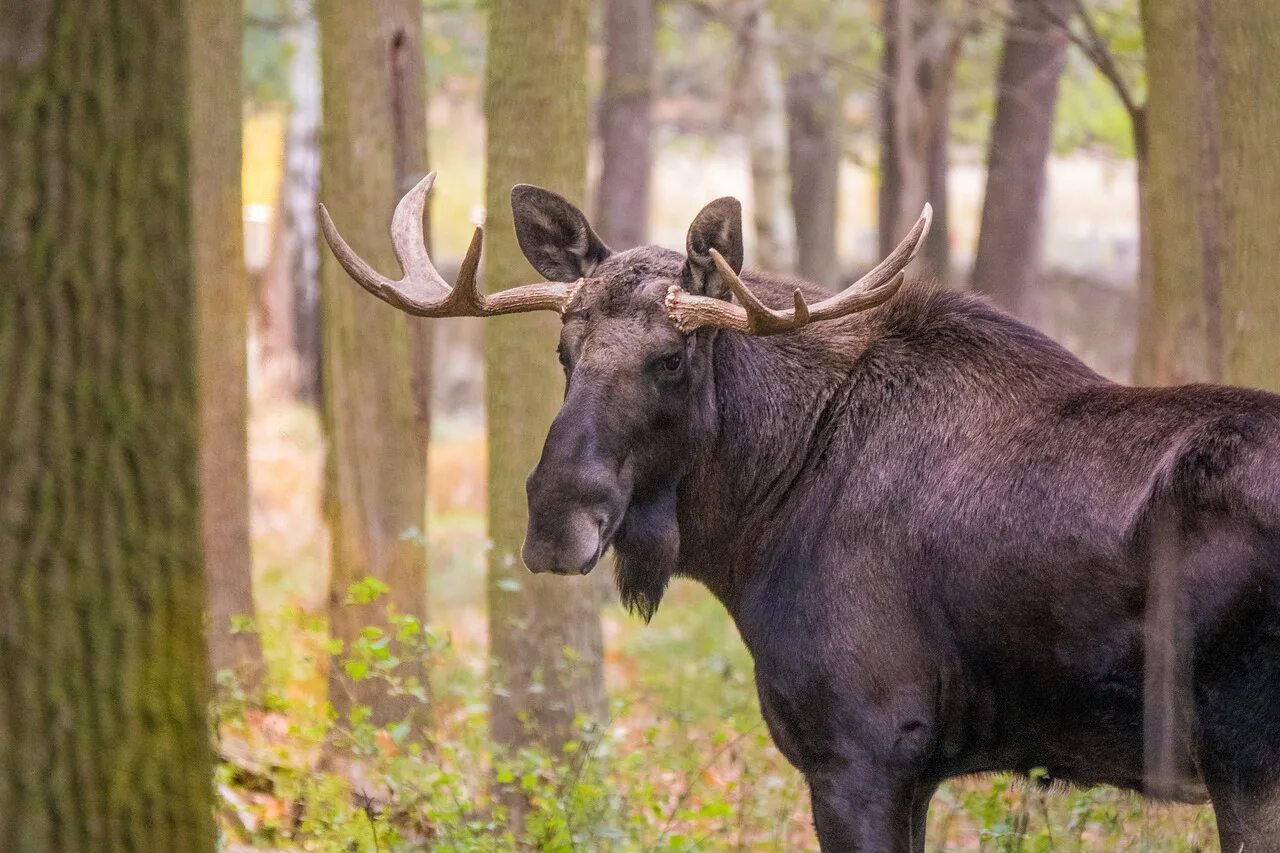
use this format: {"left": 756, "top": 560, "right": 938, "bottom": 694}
{"left": 2, "top": 0, "right": 1277, "bottom": 849}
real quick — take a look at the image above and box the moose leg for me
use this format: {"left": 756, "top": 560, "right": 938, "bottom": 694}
{"left": 1208, "top": 782, "right": 1280, "bottom": 853}
{"left": 807, "top": 764, "right": 916, "bottom": 851}
{"left": 1201, "top": 700, "right": 1280, "bottom": 852}
{"left": 908, "top": 782, "right": 938, "bottom": 853}
{"left": 1195, "top": 591, "right": 1280, "bottom": 851}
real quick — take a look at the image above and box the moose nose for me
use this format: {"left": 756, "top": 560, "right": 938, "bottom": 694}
{"left": 522, "top": 382, "right": 629, "bottom": 576}
{"left": 521, "top": 510, "right": 602, "bottom": 575}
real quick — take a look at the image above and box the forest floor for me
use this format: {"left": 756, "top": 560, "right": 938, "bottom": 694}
{"left": 215, "top": 357, "right": 1219, "bottom": 850}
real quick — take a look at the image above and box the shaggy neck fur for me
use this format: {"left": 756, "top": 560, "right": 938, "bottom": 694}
{"left": 617, "top": 274, "right": 1104, "bottom": 622}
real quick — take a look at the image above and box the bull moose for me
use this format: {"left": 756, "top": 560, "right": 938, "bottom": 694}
{"left": 320, "top": 173, "right": 1280, "bottom": 851}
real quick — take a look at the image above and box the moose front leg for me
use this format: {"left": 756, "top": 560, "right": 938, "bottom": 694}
{"left": 807, "top": 763, "right": 920, "bottom": 852}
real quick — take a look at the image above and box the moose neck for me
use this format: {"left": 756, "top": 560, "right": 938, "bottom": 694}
{"left": 674, "top": 320, "right": 878, "bottom": 615}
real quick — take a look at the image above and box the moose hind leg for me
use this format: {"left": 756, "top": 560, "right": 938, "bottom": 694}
{"left": 1210, "top": 783, "right": 1280, "bottom": 853}
{"left": 1196, "top": 585, "right": 1280, "bottom": 851}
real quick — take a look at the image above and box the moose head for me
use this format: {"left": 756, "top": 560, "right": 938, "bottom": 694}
{"left": 319, "top": 173, "right": 930, "bottom": 614}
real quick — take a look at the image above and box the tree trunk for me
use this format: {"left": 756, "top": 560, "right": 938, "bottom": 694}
{"left": 284, "top": 0, "right": 324, "bottom": 404}
{"left": 924, "top": 60, "right": 952, "bottom": 279}
{"left": 739, "top": 6, "right": 797, "bottom": 272}
{"left": 787, "top": 70, "right": 841, "bottom": 288}
{"left": 485, "top": 0, "right": 607, "bottom": 761}
{"left": 193, "top": 0, "right": 264, "bottom": 692}
{"left": 1131, "top": 121, "right": 1151, "bottom": 385}
{"left": 878, "top": 0, "right": 930, "bottom": 262}
{"left": 256, "top": 0, "right": 323, "bottom": 403}
{"left": 1137, "top": 0, "right": 1221, "bottom": 385}
{"left": 969, "top": 0, "right": 1070, "bottom": 324}
{"left": 317, "top": 0, "right": 430, "bottom": 732}
{"left": 1138, "top": 0, "right": 1279, "bottom": 391}
{"left": 596, "top": 0, "right": 655, "bottom": 250}
{"left": 1215, "top": 2, "right": 1280, "bottom": 392}
{"left": 0, "top": 1, "right": 213, "bottom": 847}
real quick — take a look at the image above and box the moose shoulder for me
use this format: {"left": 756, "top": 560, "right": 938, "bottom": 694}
{"left": 321, "top": 173, "right": 1280, "bottom": 852}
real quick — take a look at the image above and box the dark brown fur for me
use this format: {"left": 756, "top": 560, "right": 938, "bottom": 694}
{"left": 512, "top": 187, "right": 1280, "bottom": 851}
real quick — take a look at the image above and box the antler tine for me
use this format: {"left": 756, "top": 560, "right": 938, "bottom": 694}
{"left": 443, "top": 225, "right": 487, "bottom": 314}
{"left": 319, "top": 172, "right": 577, "bottom": 318}
{"left": 387, "top": 171, "right": 448, "bottom": 295}
{"left": 830, "top": 203, "right": 932, "bottom": 311}
{"left": 667, "top": 203, "right": 931, "bottom": 336}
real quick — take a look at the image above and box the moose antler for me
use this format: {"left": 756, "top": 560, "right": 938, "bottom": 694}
{"left": 665, "top": 204, "right": 933, "bottom": 335}
{"left": 318, "top": 172, "right": 580, "bottom": 317}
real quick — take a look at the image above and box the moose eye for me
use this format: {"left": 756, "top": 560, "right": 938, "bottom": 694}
{"left": 660, "top": 351, "right": 683, "bottom": 373}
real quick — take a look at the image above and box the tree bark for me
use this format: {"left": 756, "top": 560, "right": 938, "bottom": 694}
{"left": 878, "top": 0, "right": 937, "bottom": 268}
{"left": 787, "top": 70, "right": 841, "bottom": 288}
{"left": 596, "top": 0, "right": 655, "bottom": 250}
{"left": 923, "top": 58, "right": 952, "bottom": 279}
{"left": 0, "top": 0, "right": 213, "bottom": 847}
{"left": 1137, "top": 0, "right": 1223, "bottom": 386}
{"left": 1138, "top": 0, "right": 1279, "bottom": 391}
{"left": 317, "top": 0, "right": 430, "bottom": 732}
{"left": 284, "top": 0, "right": 324, "bottom": 404}
{"left": 485, "top": 0, "right": 607, "bottom": 760}
{"left": 969, "top": 0, "right": 1070, "bottom": 324}
{"left": 1136, "top": 0, "right": 1214, "bottom": 384}
{"left": 1215, "top": 2, "right": 1280, "bottom": 391}
{"left": 193, "top": 0, "right": 265, "bottom": 692}
{"left": 739, "top": 5, "right": 797, "bottom": 272}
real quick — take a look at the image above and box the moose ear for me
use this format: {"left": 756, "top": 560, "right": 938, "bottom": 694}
{"left": 511, "top": 184, "right": 612, "bottom": 282}
{"left": 682, "top": 197, "right": 744, "bottom": 300}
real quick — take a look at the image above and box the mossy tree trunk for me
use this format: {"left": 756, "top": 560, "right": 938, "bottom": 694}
{"left": 0, "top": 0, "right": 213, "bottom": 848}
{"left": 317, "top": 0, "right": 431, "bottom": 732}
{"left": 1214, "top": 1, "right": 1280, "bottom": 392}
{"left": 1137, "top": 0, "right": 1220, "bottom": 385}
{"left": 193, "top": 0, "right": 264, "bottom": 692}
{"left": 484, "top": 0, "right": 607, "bottom": 758}
{"left": 1138, "top": 0, "right": 1279, "bottom": 390}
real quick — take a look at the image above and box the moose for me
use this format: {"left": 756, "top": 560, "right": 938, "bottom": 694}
{"left": 321, "top": 173, "right": 1280, "bottom": 851}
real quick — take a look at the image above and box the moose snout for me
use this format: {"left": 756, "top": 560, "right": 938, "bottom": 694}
{"left": 521, "top": 454, "right": 625, "bottom": 576}
{"left": 521, "top": 385, "right": 634, "bottom": 575}
{"left": 521, "top": 509, "right": 603, "bottom": 575}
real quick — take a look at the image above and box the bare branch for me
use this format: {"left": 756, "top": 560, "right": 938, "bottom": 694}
{"left": 1032, "top": 0, "right": 1143, "bottom": 122}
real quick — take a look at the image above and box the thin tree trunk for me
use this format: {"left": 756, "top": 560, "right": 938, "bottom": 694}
{"left": 597, "top": 0, "right": 655, "bottom": 249}
{"left": 923, "top": 53, "right": 952, "bottom": 279}
{"left": 485, "top": 0, "right": 607, "bottom": 764}
{"left": 879, "top": 0, "right": 929, "bottom": 260}
{"left": 0, "top": 0, "right": 213, "bottom": 846}
{"left": 194, "top": 0, "right": 264, "bottom": 691}
{"left": 286, "top": 0, "right": 324, "bottom": 404}
{"left": 1132, "top": 122, "right": 1151, "bottom": 385}
{"left": 739, "top": 6, "right": 797, "bottom": 272}
{"left": 257, "top": 0, "right": 323, "bottom": 401}
{"left": 786, "top": 70, "right": 841, "bottom": 288}
{"left": 970, "top": 0, "right": 1070, "bottom": 324}
{"left": 317, "top": 0, "right": 430, "bottom": 733}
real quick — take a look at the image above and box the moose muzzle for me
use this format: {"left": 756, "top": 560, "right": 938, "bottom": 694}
{"left": 521, "top": 391, "right": 632, "bottom": 575}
